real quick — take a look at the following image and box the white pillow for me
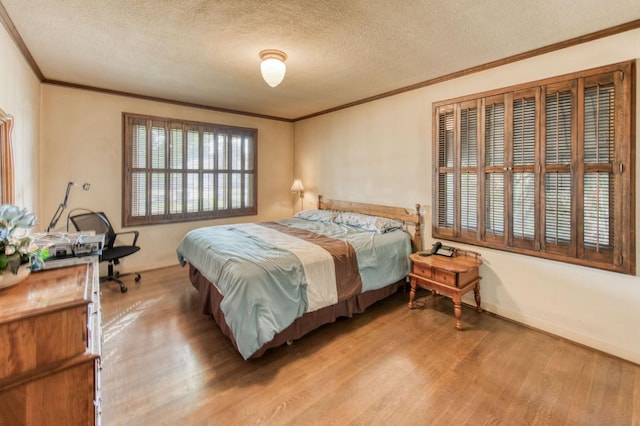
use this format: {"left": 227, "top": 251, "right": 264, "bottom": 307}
{"left": 294, "top": 209, "right": 338, "bottom": 222}
{"left": 335, "top": 212, "right": 403, "bottom": 233}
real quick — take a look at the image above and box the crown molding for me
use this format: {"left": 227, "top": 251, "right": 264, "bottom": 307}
{"left": 293, "top": 18, "right": 640, "bottom": 122}
{"left": 0, "top": 0, "right": 44, "bottom": 81}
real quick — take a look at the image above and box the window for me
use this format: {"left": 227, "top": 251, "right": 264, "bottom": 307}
{"left": 433, "top": 61, "right": 635, "bottom": 274}
{"left": 123, "top": 113, "right": 257, "bottom": 226}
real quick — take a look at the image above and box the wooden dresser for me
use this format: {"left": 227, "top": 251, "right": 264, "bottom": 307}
{"left": 0, "top": 260, "right": 101, "bottom": 425}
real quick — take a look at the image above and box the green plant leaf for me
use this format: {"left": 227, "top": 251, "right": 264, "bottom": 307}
{"left": 1, "top": 253, "right": 21, "bottom": 274}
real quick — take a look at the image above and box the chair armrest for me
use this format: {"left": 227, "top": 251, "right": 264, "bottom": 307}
{"left": 114, "top": 230, "right": 139, "bottom": 246}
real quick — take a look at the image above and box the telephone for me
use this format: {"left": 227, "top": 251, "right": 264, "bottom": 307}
{"left": 431, "top": 241, "right": 455, "bottom": 257}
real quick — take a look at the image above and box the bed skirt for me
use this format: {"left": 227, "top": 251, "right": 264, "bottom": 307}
{"left": 188, "top": 264, "right": 402, "bottom": 359}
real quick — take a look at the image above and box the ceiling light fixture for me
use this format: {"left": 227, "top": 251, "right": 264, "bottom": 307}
{"left": 259, "top": 49, "right": 287, "bottom": 87}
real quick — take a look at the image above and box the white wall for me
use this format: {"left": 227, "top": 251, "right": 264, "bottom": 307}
{"left": 0, "top": 22, "right": 41, "bottom": 211}
{"left": 40, "top": 85, "right": 294, "bottom": 273}
{"left": 293, "top": 28, "right": 640, "bottom": 364}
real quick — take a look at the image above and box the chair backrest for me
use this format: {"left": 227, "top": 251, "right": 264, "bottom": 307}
{"left": 69, "top": 212, "right": 116, "bottom": 249}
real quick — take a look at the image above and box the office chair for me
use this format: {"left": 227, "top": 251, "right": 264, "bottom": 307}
{"left": 69, "top": 211, "right": 141, "bottom": 293}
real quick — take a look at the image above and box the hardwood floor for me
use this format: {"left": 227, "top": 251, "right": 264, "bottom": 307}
{"left": 100, "top": 266, "right": 640, "bottom": 425}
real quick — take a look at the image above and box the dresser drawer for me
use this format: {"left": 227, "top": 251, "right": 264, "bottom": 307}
{"left": 412, "top": 263, "right": 432, "bottom": 279}
{"left": 0, "top": 355, "right": 98, "bottom": 426}
{"left": 0, "top": 305, "right": 88, "bottom": 380}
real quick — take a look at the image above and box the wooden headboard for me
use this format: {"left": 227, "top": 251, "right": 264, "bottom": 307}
{"left": 317, "top": 195, "right": 422, "bottom": 251}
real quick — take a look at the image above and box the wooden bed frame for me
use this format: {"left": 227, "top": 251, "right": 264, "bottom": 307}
{"left": 318, "top": 195, "right": 422, "bottom": 251}
{"left": 189, "top": 196, "right": 423, "bottom": 359}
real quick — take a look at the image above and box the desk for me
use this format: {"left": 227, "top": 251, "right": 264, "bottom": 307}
{"left": 408, "top": 249, "right": 482, "bottom": 330}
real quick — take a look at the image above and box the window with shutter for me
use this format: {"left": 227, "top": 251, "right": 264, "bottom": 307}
{"left": 123, "top": 113, "right": 257, "bottom": 226}
{"left": 432, "top": 61, "right": 634, "bottom": 274}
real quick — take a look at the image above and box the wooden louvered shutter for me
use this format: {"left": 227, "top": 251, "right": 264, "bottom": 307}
{"left": 149, "top": 120, "right": 168, "bottom": 216}
{"left": 459, "top": 100, "right": 479, "bottom": 238}
{"left": 243, "top": 133, "right": 256, "bottom": 209}
{"left": 201, "top": 129, "right": 215, "bottom": 212}
{"left": 169, "top": 124, "right": 184, "bottom": 214}
{"left": 216, "top": 132, "right": 229, "bottom": 210}
{"left": 542, "top": 81, "right": 575, "bottom": 256}
{"left": 579, "top": 73, "right": 617, "bottom": 266}
{"left": 130, "top": 118, "right": 148, "bottom": 217}
{"left": 483, "top": 95, "right": 506, "bottom": 244}
{"left": 185, "top": 126, "right": 201, "bottom": 213}
{"left": 434, "top": 105, "right": 455, "bottom": 237}
{"left": 510, "top": 89, "right": 538, "bottom": 249}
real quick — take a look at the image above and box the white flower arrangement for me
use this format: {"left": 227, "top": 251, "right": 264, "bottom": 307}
{"left": 0, "top": 204, "right": 48, "bottom": 274}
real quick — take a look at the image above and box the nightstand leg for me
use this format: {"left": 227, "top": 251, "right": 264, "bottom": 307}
{"left": 453, "top": 295, "right": 463, "bottom": 330}
{"left": 408, "top": 277, "right": 417, "bottom": 309}
{"left": 474, "top": 283, "right": 482, "bottom": 312}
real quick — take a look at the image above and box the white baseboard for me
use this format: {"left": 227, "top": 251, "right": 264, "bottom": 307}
{"left": 476, "top": 300, "right": 640, "bottom": 365}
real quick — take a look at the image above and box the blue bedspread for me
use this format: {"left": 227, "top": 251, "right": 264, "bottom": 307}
{"left": 176, "top": 218, "right": 411, "bottom": 359}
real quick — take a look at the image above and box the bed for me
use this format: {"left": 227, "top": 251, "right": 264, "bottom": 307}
{"left": 176, "top": 196, "right": 422, "bottom": 359}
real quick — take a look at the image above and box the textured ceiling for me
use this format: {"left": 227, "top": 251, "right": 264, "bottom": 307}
{"left": 2, "top": 0, "right": 640, "bottom": 120}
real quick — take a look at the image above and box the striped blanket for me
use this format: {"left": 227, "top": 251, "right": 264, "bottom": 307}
{"left": 177, "top": 218, "right": 410, "bottom": 359}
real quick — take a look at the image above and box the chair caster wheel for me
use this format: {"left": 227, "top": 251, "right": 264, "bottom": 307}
{"left": 134, "top": 274, "right": 141, "bottom": 282}
{"left": 120, "top": 286, "right": 128, "bottom": 293}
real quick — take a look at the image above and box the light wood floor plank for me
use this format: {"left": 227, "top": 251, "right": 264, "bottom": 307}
{"left": 100, "top": 265, "right": 640, "bottom": 425}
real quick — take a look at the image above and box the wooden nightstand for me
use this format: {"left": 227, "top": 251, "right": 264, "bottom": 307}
{"left": 408, "top": 249, "right": 482, "bottom": 330}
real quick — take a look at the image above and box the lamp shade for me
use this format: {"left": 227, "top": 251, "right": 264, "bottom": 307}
{"left": 290, "top": 179, "right": 304, "bottom": 193}
{"left": 259, "top": 49, "right": 287, "bottom": 87}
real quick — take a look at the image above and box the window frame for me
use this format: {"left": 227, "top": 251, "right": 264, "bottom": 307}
{"left": 432, "top": 61, "right": 635, "bottom": 274}
{"left": 0, "top": 108, "right": 14, "bottom": 204}
{"left": 123, "top": 113, "right": 258, "bottom": 227}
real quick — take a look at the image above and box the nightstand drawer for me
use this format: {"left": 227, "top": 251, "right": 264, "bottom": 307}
{"left": 433, "top": 269, "right": 456, "bottom": 287}
{"left": 412, "top": 263, "right": 432, "bottom": 279}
